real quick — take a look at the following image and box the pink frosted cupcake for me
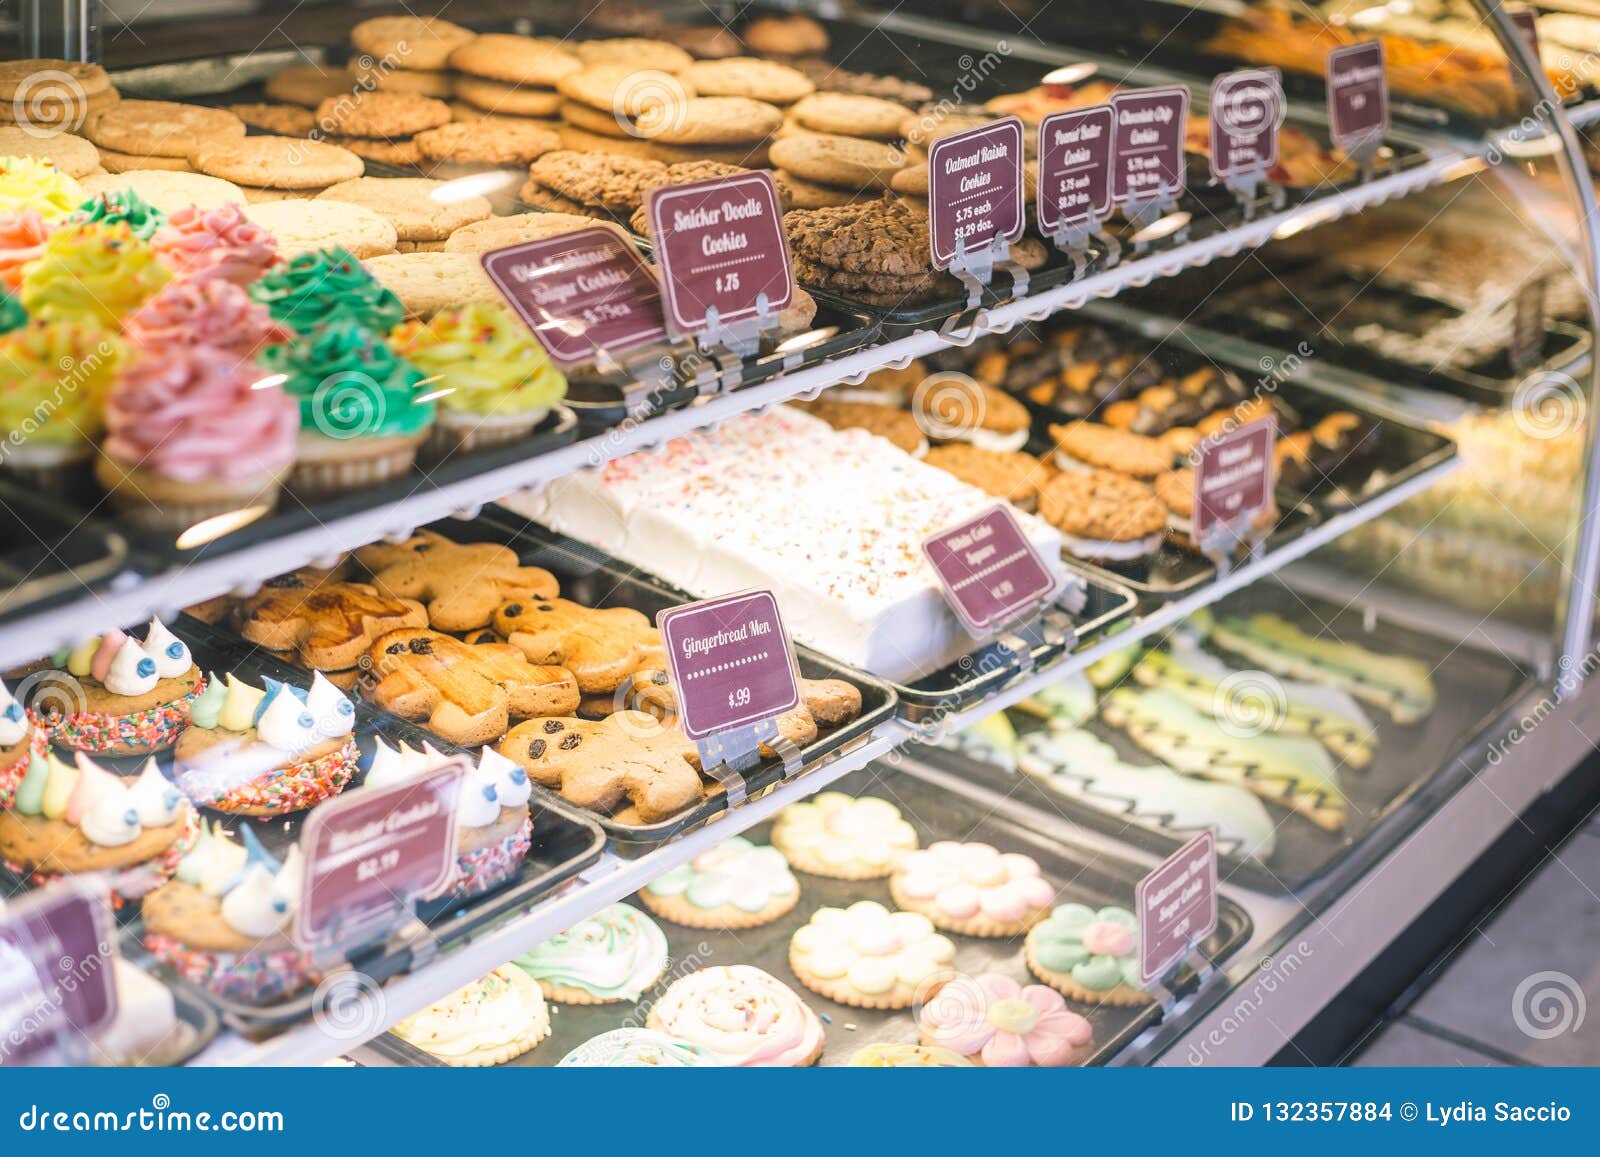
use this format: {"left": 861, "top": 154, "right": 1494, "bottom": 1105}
{"left": 0, "top": 210, "right": 52, "bottom": 292}
{"left": 150, "top": 202, "right": 278, "bottom": 287}
{"left": 95, "top": 343, "right": 299, "bottom": 534}
{"left": 124, "top": 278, "right": 288, "bottom": 360}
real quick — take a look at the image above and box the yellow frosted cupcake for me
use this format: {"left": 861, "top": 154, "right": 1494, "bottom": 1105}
{"left": 19, "top": 221, "right": 170, "bottom": 326}
{"left": 390, "top": 301, "right": 566, "bottom": 461}
{"left": 0, "top": 319, "right": 123, "bottom": 487}
{"left": 0, "top": 156, "right": 84, "bottom": 221}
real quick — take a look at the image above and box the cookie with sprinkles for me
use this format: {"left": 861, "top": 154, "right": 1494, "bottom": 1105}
{"left": 0, "top": 678, "right": 41, "bottom": 809}
{"left": 172, "top": 671, "right": 359, "bottom": 817}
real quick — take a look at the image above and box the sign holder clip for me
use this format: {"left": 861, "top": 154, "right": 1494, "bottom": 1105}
{"left": 1125, "top": 180, "right": 1184, "bottom": 248}
{"left": 1049, "top": 220, "right": 1120, "bottom": 278}
{"left": 595, "top": 343, "right": 679, "bottom": 420}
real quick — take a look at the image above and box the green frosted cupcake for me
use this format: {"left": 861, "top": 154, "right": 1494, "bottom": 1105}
{"left": 248, "top": 247, "right": 405, "bottom": 336}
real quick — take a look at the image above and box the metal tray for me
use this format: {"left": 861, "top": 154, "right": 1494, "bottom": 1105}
{"left": 361, "top": 761, "right": 1253, "bottom": 1067}
{"left": 427, "top": 508, "right": 900, "bottom": 846}
{"left": 911, "top": 580, "right": 1534, "bottom": 894}
{"left": 0, "top": 480, "right": 129, "bottom": 624}
{"left": 10, "top": 616, "right": 608, "bottom": 1030}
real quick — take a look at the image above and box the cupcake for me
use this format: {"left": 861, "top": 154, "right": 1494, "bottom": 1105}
{"left": 97, "top": 342, "right": 299, "bottom": 533}
{"left": 557, "top": 1028, "right": 713, "bottom": 1067}
{"left": 0, "top": 156, "right": 84, "bottom": 220}
{"left": 26, "top": 618, "right": 203, "bottom": 755}
{"left": 0, "top": 319, "right": 123, "bottom": 488}
{"left": 1024, "top": 903, "right": 1152, "bottom": 1006}
{"left": 392, "top": 966, "right": 550, "bottom": 1066}
{"left": 256, "top": 320, "right": 435, "bottom": 498}
{"left": 637, "top": 836, "right": 800, "bottom": 929}
{"left": 18, "top": 221, "right": 170, "bottom": 326}
{"left": 123, "top": 277, "right": 289, "bottom": 361}
{"left": 514, "top": 902, "right": 669, "bottom": 1004}
{"left": 646, "top": 965, "right": 825, "bottom": 1067}
{"left": 172, "top": 672, "right": 358, "bottom": 816}
{"left": 150, "top": 202, "right": 277, "bottom": 287}
{"left": 69, "top": 190, "right": 166, "bottom": 240}
{"left": 917, "top": 972, "right": 1093, "bottom": 1066}
{"left": 0, "top": 678, "right": 42, "bottom": 808}
{"left": 362, "top": 740, "right": 534, "bottom": 902}
{"left": 389, "top": 301, "right": 567, "bottom": 460}
{"left": 0, "top": 289, "right": 25, "bottom": 333}
{"left": 0, "top": 209, "right": 52, "bottom": 290}
{"left": 248, "top": 247, "right": 404, "bottom": 336}
{"left": 0, "top": 750, "right": 197, "bottom": 901}
{"left": 888, "top": 840, "right": 1056, "bottom": 937}
{"left": 142, "top": 824, "right": 317, "bottom": 1004}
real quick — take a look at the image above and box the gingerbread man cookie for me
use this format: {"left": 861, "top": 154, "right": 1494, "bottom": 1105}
{"left": 365, "top": 628, "right": 580, "bottom": 746}
{"left": 495, "top": 711, "right": 704, "bottom": 822}
{"left": 236, "top": 573, "right": 427, "bottom": 678}
{"left": 355, "top": 531, "right": 560, "bottom": 633}
{"left": 492, "top": 598, "right": 665, "bottom": 694}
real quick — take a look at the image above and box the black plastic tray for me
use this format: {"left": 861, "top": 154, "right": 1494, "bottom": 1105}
{"left": 363, "top": 761, "right": 1252, "bottom": 1067}
{"left": 426, "top": 507, "right": 900, "bottom": 846}
{"left": 912, "top": 580, "right": 1533, "bottom": 894}
{"left": 0, "top": 481, "right": 129, "bottom": 624}
{"left": 5, "top": 616, "right": 608, "bottom": 1030}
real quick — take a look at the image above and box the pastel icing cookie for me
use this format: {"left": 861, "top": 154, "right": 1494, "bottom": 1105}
{"left": 889, "top": 841, "right": 1055, "bottom": 937}
{"left": 558, "top": 1028, "right": 714, "bottom": 1067}
{"left": 847, "top": 1043, "right": 973, "bottom": 1067}
{"left": 514, "top": 903, "right": 669, "bottom": 1005}
{"left": 392, "top": 966, "right": 550, "bottom": 1067}
{"left": 789, "top": 900, "right": 955, "bottom": 1009}
{"left": 646, "top": 965, "right": 825, "bottom": 1067}
{"left": 1025, "top": 904, "right": 1151, "bottom": 1007}
{"left": 918, "top": 972, "right": 1093, "bottom": 1067}
{"left": 770, "top": 791, "right": 918, "bottom": 879}
{"left": 638, "top": 836, "right": 799, "bottom": 929}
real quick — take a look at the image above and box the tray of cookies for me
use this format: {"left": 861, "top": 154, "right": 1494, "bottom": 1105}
{"left": 921, "top": 581, "right": 1533, "bottom": 896}
{"left": 358, "top": 760, "right": 1252, "bottom": 1068}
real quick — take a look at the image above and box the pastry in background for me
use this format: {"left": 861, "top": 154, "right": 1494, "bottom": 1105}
{"left": 639, "top": 836, "right": 799, "bottom": 928}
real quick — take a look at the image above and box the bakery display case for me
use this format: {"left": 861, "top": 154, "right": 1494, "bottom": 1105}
{"left": 2, "top": 0, "right": 1599, "bottom": 1069}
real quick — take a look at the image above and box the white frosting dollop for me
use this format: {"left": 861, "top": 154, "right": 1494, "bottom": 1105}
{"left": 255, "top": 686, "right": 317, "bottom": 753}
{"left": 220, "top": 863, "right": 292, "bottom": 938}
{"left": 478, "top": 747, "right": 531, "bottom": 808}
{"left": 103, "top": 639, "right": 159, "bottom": 697}
{"left": 457, "top": 766, "right": 502, "bottom": 828}
{"left": 362, "top": 738, "right": 412, "bottom": 790}
{"left": 127, "top": 758, "right": 184, "bottom": 827}
{"left": 143, "top": 618, "right": 192, "bottom": 679}
{"left": 81, "top": 782, "right": 142, "bottom": 847}
{"left": 178, "top": 823, "right": 249, "bottom": 896}
{"left": 0, "top": 679, "right": 27, "bottom": 747}
{"left": 306, "top": 672, "right": 355, "bottom": 739}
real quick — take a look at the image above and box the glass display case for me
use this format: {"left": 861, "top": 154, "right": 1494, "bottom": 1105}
{"left": 1, "top": 0, "right": 1597, "bottom": 1068}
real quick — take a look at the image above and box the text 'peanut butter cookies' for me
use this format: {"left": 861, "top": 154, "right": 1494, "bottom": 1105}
{"left": 366, "top": 628, "right": 580, "bottom": 746}
{"left": 355, "top": 530, "right": 560, "bottom": 633}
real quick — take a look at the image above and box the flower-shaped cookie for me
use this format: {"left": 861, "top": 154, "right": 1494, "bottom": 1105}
{"left": 638, "top": 836, "right": 799, "bottom": 929}
{"left": 889, "top": 840, "right": 1055, "bottom": 936}
{"left": 789, "top": 900, "right": 956, "bottom": 1009}
{"left": 770, "top": 791, "right": 918, "bottom": 879}
{"left": 918, "top": 973, "right": 1092, "bottom": 1067}
{"left": 1025, "top": 903, "right": 1150, "bottom": 1006}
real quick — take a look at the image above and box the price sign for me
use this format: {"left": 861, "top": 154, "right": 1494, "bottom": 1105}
{"left": 1194, "top": 416, "right": 1276, "bottom": 542}
{"left": 1208, "top": 69, "right": 1281, "bottom": 183}
{"left": 0, "top": 883, "right": 117, "bottom": 1064}
{"left": 922, "top": 505, "right": 1059, "bottom": 635}
{"left": 1326, "top": 41, "right": 1388, "bottom": 150}
{"left": 296, "top": 760, "right": 465, "bottom": 951}
{"left": 928, "top": 116, "right": 1025, "bottom": 269}
{"left": 1110, "top": 86, "right": 1189, "bottom": 205}
{"left": 1510, "top": 277, "right": 1547, "bottom": 373}
{"left": 481, "top": 226, "right": 667, "bottom": 369}
{"left": 647, "top": 171, "right": 792, "bottom": 338}
{"left": 657, "top": 590, "right": 801, "bottom": 744}
{"left": 1136, "top": 830, "right": 1217, "bottom": 986}
{"left": 1037, "top": 105, "right": 1114, "bottom": 234}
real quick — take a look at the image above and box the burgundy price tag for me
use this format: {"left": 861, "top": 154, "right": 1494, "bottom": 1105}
{"left": 657, "top": 590, "right": 801, "bottom": 744}
{"left": 0, "top": 884, "right": 117, "bottom": 1064}
{"left": 481, "top": 226, "right": 667, "bottom": 369}
{"left": 922, "top": 505, "right": 1058, "bottom": 635}
{"left": 928, "top": 116, "right": 1025, "bottom": 268}
{"left": 1136, "top": 830, "right": 1217, "bottom": 986}
{"left": 296, "top": 761, "right": 465, "bottom": 950}
{"left": 1110, "top": 86, "right": 1189, "bottom": 205}
{"left": 1037, "top": 105, "right": 1114, "bottom": 233}
{"left": 647, "top": 171, "right": 792, "bottom": 337}
{"left": 1325, "top": 41, "right": 1388, "bottom": 148}
{"left": 1208, "top": 69, "right": 1281, "bottom": 182}
{"left": 1194, "top": 416, "right": 1277, "bottom": 541}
